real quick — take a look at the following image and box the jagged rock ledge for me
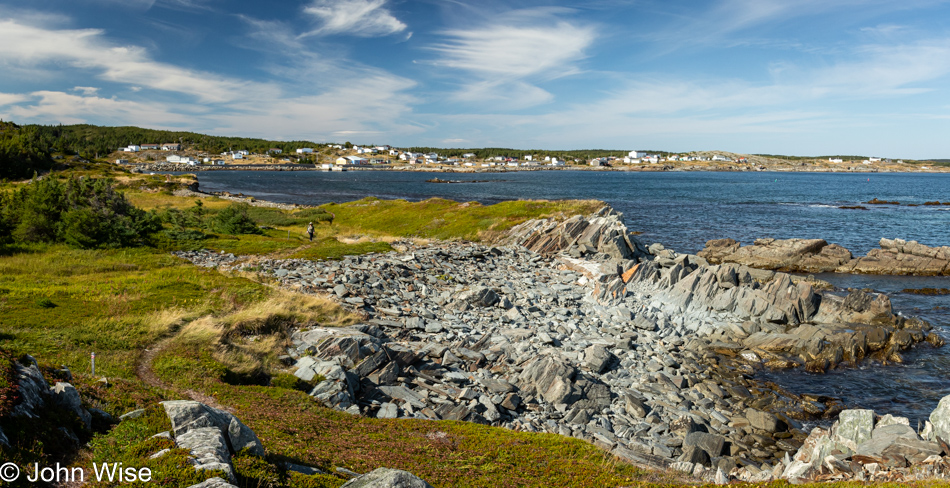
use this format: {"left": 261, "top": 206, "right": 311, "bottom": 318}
{"left": 173, "top": 205, "right": 945, "bottom": 483}
{"left": 4, "top": 354, "right": 433, "bottom": 488}
{"left": 700, "top": 237, "right": 950, "bottom": 276}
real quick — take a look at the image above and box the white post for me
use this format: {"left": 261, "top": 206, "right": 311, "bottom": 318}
{"left": 91, "top": 352, "right": 96, "bottom": 376}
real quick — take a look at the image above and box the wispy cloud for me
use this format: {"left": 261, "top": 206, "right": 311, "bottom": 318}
{"left": 301, "top": 0, "right": 407, "bottom": 38}
{"left": 0, "top": 18, "right": 267, "bottom": 103}
{"left": 0, "top": 92, "right": 30, "bottom": 107}
{"left": 424, "top": 7, "right": 597, "bottom": 108}
{"left": 0, "top": 10, "right": 420, "bottom": 143}
{"left": 71, "top": 86, "right": 99, "bottom": 96}
{"left": 4, "top": 90, "right": 193, "bottom": 126}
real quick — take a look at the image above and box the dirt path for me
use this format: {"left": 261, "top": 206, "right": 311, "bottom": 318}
{"left": 136, "top": 335, "right": 234, "bottom": 413}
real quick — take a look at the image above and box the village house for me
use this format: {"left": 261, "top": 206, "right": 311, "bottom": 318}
{"left": 711, "top": 154, "right": 731, "bottom": 162}
{"left": 141, "top": 144, "right": 160, "bottom": 150}
{"left": 296, "top": 148, "right": 313, "bottom": 154}
{"left": 114, "top": 159, "right": 128, "bottom": 165}
{"left": 628, "top": 150, "right": 650, "bottom": 158}
{"left": 162, "top": 143, "right": 181, "bottom": 151}
{"left": 121, "top": 145, "right": 140, "bottom": 152}
{"left": 462, "top": 153, "right": 476, "bottom": 159}
{"left": 268, "top": 148, "right": 283, "bottom": 154}
{"left": 336, "top": 156, "right": 368, "bottom": 165}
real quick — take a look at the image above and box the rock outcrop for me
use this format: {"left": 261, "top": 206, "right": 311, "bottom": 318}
{"left": 700, "top": 237, "right": 950, "bottom": 276}
{"left": 160, "top": 400, "right": 266, "bottom": 482}
{"left": 777, "top": 399, "right": 950, "bottom": 483}
{"left": 340, "top": 468, "right": 434, "bottom": 488}
{"left": 174, "top": 205, "right": 943, "bottom": 483}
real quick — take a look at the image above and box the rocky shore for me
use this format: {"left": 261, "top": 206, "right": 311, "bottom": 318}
{"left": 171, "top": 204, "right": 950, "bottom": 483}
{"left": 700, "top": 237, "right": 950, "bottom": 276}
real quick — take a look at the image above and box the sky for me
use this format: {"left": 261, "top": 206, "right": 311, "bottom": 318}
{"left": 1, "top": 1, "right": 950, "bottom": 158}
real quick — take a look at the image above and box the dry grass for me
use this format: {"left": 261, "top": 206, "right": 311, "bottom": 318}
{"left": 173, "top": 290, "right": 359, "bottom": 377}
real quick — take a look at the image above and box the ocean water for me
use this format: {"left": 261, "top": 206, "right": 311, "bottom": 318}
{"left": 182, "top": 169, "right": 950, "bottom": 421}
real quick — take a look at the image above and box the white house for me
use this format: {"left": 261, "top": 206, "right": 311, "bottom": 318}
{"left": 232, "top": 153, "right": 244, "bottom": 160}
{"left": 296, "top": 148, "right": 314, "bottom": 154}
{"left": 711, "top": 155, "right": 730, "bottom": 162}
{"left": 462, "top": 153, "right": 476, "bottom": 159}
{"left": 424, "top": 152, "right": 438, "bottom": 161}
{"left": 389, "top": 149, "right": 399, "bottom": 156}
{"left": 337, "top": 156, "right": 368, "bottom": 165}
{"left": 115, "top": 159, "right": 128, "bottom": 165}
{"left": 644, "top": 156, "right": 659, "bottom": 164}
{"left": 524, "top": 155, "right": 533, "bottom": 161}
{"left": 268, "top": 148, "right": 283, "bottom": 154}
{"left": 869, "top": 157, "right": 882, "bottom": 162}
{"left": 589, "top": 159, "right": 605, "bottom": 167}
{"left": 629, "top": 150, "right": 650, "bottom": 158}
{"left": 507, "top": 162, "right": 519, "bottom": 167}
{"left": 166, "top": 155, "right": 182, "bottom": 163}
{"left": 549, "top": 160, "right": 565, "bottom": 167}
{"left": 213, "top": 160, "right": 225, "bottom": 165}
{"left": 121, "top": 145, "right": 140, "bottom": 152}
{"left": 162, "top": 143, "right": 181, "bottom": 151}
{"left": 829, "top": 158, "right": 844, "bottom": 163}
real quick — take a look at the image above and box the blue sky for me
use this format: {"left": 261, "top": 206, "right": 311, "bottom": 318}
{"left": 1, "top": 0, "right": 950, "bottom": 158}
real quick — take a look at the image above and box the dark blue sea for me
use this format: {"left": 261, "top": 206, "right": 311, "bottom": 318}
{"left": 183, "top": 170, "right": 950, "bottom": 422}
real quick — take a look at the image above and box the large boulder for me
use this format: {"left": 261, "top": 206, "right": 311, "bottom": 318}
{"left": 11, "top": 357, "right": 48, "bottom": 418}
{"left": 835, "top": 409, "right": 875, "bottom": 447}
{"left": 340, "top": 468, "right": 434, "bottom": 488}
{"left": 50, "top": 382, "right": 93, "bottom": 430}
{"left": 929, "top": 394, "right": 950, "bottom": 442}
{"left": 161, "top": 400, "right": 265, "bottom": 457}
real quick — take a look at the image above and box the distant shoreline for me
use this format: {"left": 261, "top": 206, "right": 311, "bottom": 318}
{"left": 131, "top": 162, "right": 950, "bottom": 174}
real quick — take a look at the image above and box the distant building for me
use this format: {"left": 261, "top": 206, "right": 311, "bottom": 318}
{"left": 162, "top": 143, "right": 181, "bottom": 151}
{"left": 462, "top": 153, "right": 476, "bottom": 159}
{"left": 268, "top": 148, "right": 283, "bottom": 154}
{"left": 114, "top": 159, "right": 128, "bottom": 165}
{"left": 121, "top": 145, "right": 140, "bottom": 152}
{"left": 629, "top": 150, "right": 650, "bottom": 158}
{"left": 296, "top": 148, "right": 313, "bottom": 154}
{"left": 141, "top": 144, "right": 160, "bottom": 150}
{"left": 337, "top": 156, "right": 368, "bottom": 165}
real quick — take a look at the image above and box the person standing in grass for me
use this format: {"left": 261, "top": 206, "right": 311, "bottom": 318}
{"left": 307, "top": 222, "right": 314, "bottom": 242}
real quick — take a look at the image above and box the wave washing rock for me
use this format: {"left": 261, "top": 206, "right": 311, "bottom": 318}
{"left": 174, "top": 205, "right": 944, "bottom": 483}
{"left": 699, "top": 237, "right": 950, "bottom": 276}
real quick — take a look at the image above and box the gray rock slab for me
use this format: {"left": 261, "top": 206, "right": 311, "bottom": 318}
{"left": 340, "top": 468, "right": 434, "bottom": 488}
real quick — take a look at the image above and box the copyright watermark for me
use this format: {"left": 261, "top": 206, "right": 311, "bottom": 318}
{"left": 0, "top": 463, "right": 19, "bottom": 482}
{"left": 0, "top": 462, "right": 151, "bottom": 483}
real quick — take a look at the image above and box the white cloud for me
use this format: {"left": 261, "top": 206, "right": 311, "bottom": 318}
{"left": 0, "top": 92, "right": 29, "bottom": 107}
{"left": 0, "top": 18, "right": 269, "bottom": 103}
{"left": 301, "top": 0, "right": 407, "bottom": 38}
{"left": 72, "top": 86, "right": 99, "bottom": 95}
{"left": 424, "top": 8, "right": 596, "bottom": 109}
{"left": 2, "top": 91, "right": 191, "bottom": 127}
{"left": 429, "top": 15, "right": 595, "bottom": 78}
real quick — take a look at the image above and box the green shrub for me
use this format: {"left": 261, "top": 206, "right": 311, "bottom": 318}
{"left": 270, "top": 373, "right": 308, "bottom": 391}
{"left": 209, "top": 203, "right": 262, "bottom": 235}
{"left": 0, "top": 176, "right": 161, "bottom": 248}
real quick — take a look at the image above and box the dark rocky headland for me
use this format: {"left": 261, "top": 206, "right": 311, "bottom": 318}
{"left": 174, "top": 204, "right": 950, "bottom": 483}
